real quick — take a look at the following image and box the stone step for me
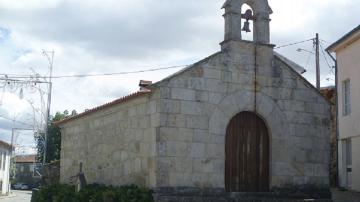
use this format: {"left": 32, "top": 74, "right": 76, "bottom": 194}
{"left": 152, "top": 187, "right": 333, "bottom": 202}
{"left": 154, "top": 195, "right": 333, "bottom": 202}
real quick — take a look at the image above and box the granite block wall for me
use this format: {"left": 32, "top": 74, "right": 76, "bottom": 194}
{"left": 153, "top": 41, "right": 331, "bottom": 189}
{"left": 60, "top": 90, "right": 160, "bottom": 187}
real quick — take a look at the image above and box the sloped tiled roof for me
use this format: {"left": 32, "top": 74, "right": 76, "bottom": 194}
{"left": 55, "top": 91, "right": 151, "bottom": 126}
{"left": 15, "top": 154, "right": 36, "bottom": 163}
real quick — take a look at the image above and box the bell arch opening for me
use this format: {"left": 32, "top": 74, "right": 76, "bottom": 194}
{"left": 225, "top": 111, "right": 270, "bottom": 192}
{"left": 241, "top": 3, "right": 254, "bottom": 41}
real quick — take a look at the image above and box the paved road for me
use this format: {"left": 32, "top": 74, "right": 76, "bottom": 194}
{"left": 1, "top": 190, "right": 32, "bottom": 202}
{"left": 332, "top": 188, "right": 360, "bottom": 202}
{"left": 2, "top": 188, "right": 359, "bottom": 202}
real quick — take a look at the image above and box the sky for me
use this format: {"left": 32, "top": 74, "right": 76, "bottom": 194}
{"left": 0, "top": 0, "right": 359, "bottom": 150}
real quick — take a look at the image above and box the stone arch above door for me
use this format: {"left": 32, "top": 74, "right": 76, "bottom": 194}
{"left": 209, "top": 90, "right": 287, "bottom": 141}
{"left": 208, "top": 90, "right": 288, "bottom": 189}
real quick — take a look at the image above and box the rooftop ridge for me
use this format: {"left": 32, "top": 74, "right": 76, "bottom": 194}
{"left": 55, "top": 90, "right": 151, "bottom": 126}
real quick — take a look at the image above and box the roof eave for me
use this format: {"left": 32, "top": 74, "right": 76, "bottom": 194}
{"left": 327, "top": 25, "right": 360, "bottom": 52}
{"left": 54, "top": 91, "right": 152, "bottom": 126}
{"left": 274, "top": 52, "right": 306, "bottom": 74}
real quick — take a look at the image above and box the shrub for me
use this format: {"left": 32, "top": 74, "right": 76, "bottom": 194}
{"left": 31, "top": 184, "right": 153, "bottom": 202}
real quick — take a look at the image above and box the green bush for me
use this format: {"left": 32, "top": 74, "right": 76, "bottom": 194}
{"left": 31, "top": 184, "right": 153, "bottom": 202}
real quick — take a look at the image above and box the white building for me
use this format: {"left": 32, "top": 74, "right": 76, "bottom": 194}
{"left": 327, "top": 25, "right": 360, "bottom": 191}
{"left": 0, "top": 140, "right": 11, "bottom": 195}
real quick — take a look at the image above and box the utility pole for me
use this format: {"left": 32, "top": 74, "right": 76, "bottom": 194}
{"left": 43, "top": 50, "right": 54, "bottom": 165}
{"left": 315, "top": 33, "right": 321, "bottom": 90}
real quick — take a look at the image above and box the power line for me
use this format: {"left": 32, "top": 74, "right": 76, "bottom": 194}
{"left": 0, "top": 38, "right": 326, "bottom": 80}
{"left": 304, "top": 47, "right": 315, "bottom": 70}
{"left": 1, "top": 64, "right": 188, "bottom": 80}
{"left": 0, "top": 78, "right": 50, "bottom": 84}
{"left": 320, "top": 39, "right": 330, "bottom": 44}
{"left": 319, "top": 42, "right": 335, "bottom": 75}
{"left": 0, "top": 114, "right": 34, "bottom": 127}
{"left": 0, "top": 73, "right": 33, "bottom": 77}
{"left": 274, "top": 38, "right": 314, "bottom": 49}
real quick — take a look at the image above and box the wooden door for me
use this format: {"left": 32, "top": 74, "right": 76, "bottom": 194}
{"left": 225, "top": 111, "right": 269, "bottom": 192}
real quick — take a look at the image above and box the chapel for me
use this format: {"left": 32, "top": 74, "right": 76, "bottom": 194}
{"left": 57, "top": 0, "right": 331, "bottom": 200}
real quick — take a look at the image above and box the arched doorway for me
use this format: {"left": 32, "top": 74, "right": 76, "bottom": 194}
{"left": 225, "top": 111, "right": 270, "bottom": 192}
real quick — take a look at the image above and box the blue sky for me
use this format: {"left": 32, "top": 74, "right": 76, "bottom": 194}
{"left": 0, "top": 0, "right": 359, "bottom": 150}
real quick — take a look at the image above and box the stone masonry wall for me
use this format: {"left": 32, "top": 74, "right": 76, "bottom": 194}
{"left": 154, "top": 40, "right": 331, "bottom": 189}
{"left": 60, "top": 90, "right": 160, "bottom": 187}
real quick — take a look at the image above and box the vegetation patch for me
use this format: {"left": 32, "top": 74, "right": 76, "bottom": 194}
{"left": 31, "top": 184, "right": 153, "bottom": 202}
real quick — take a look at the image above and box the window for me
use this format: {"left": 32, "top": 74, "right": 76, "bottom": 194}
{"left": 343, "top": 80, "right": 351, "bottom": 116}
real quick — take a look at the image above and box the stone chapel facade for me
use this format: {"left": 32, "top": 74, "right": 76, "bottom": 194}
{"left": 57, "top": 0, "right": 331, "bottom": 197}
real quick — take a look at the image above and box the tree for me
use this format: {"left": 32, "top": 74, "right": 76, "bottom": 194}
{"left": 36, "top": 110, "right": 77, "bottom": 163}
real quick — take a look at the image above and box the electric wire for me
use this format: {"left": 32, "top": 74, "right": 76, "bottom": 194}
{"left": 320, "top": 39, "right": 330, "bottom": 44}
{"left": 304, "top": 48, "right": 314, "bottom": 70}
{"left": 274, "top": 38, "right": 314, "bottom": 49}
{"left": 1, "top": 38, "right": 321, "bottom": 80}
{"left": 0, "top": 114, "right": 34, "bottom": 127}
{"left": 319, "top": 42, "right": 335, "bottom": 75}
{"left": 0, "top": 64, "right": 188, "bottom": 80}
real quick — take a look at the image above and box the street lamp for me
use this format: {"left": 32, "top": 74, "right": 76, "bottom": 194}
{"left": 297, "top": 48, "right": 315, "bottom": 54}
{"left": 297, "top": 47, "right": 320, "bottom": 89}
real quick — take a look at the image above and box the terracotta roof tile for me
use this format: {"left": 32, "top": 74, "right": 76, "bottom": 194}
{"left": 55, "top": 90, "right": 151, "bottom": 126}
{"left": 320, "top": 87, "right": 335, "bottom": 101}
{"left": 15, "top": 155, "right": 36, "bottom": 163}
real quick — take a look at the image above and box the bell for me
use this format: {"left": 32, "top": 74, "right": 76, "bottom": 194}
{"left": 242, "top": 21, "right": 251, "bottom": 33}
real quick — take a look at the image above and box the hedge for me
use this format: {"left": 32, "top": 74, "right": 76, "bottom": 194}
{"left": 31, "top": 184, "right": 153, "bottom": 202}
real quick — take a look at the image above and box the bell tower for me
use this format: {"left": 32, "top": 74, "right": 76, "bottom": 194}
{"left": 222, "top": 0, "right": 272, "bottom": 45}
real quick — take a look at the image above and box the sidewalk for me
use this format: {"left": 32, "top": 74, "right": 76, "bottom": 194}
{"left": 332, "top": 188, "right": 360, "bottom": 202}
{"left": 1, "top": 190, "right": 31, "bottom": 202}
{"left": 0, "top": 192, "right": 17, "bottom": 199}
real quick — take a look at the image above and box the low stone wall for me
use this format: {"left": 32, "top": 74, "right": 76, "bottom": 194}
{"left": 152, "top": 187, "right": 333, "bottom": 202}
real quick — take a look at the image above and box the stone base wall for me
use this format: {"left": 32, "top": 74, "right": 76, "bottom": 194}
{"left": 152, "top": 187, "right": 332, "bottom": 202}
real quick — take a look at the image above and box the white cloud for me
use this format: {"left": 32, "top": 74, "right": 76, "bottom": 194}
{"left": 0, "top": 92, "right": 30, "bottom": 115}
{"left": 0, "top": 0, "right": 62, "bottom": 10}
{"left": 0, "top": 0, "right": 358, "bottom": 146}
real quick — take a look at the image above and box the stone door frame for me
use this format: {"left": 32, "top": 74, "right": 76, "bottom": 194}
{"left": 209, "top": 90, "right": 288, "bottom": 189}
